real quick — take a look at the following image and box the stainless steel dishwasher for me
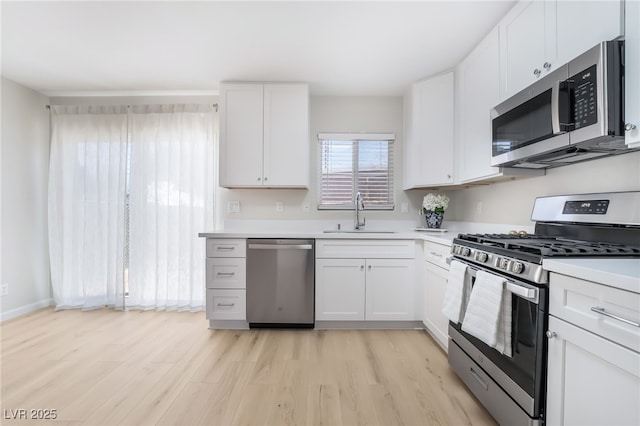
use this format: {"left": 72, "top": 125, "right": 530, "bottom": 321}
{"left": 246, "top": 239, "right": 315, "bottom": 328}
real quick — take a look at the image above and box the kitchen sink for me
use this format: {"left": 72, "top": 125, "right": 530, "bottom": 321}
{"left": 322, "top": 230, "right": 396, "bottom": 234}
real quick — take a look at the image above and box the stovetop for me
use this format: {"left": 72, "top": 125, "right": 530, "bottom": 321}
{"left": 455, "top": 233, "right": 640, "bottom": 258}
{"left": 451, "top": 232, "right": 640, "bottom": 284}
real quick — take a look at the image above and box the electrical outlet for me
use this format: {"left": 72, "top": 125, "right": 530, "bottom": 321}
{"left": 227, "top": 201, "right": 240, "bottom": 213}
{"left": 276, "top": 201, "right": 284, "bottom": 213}
{"left": 1, "top": 283, "right": 8, "bottom": 297}
{"left": 401, "top": 202, "right": 409, "bottom": 213}
{"left": 302, "top": 202, "right": 311, "bottom": 213}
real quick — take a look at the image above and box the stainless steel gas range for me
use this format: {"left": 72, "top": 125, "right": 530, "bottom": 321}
{"left": 447, "top": 191, "right": 640, "bottom": 426}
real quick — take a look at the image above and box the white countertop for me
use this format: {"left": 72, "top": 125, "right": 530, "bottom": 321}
{"left": 198, "top": 221, "right": 536, "bottom": 246}
{"left": 543, "top": 258, "right": 640, "bottom": 294}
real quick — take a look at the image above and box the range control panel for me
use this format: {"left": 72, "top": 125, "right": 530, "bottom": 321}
{"left": 562, "top": 199, "right": 610, "bottom": 215}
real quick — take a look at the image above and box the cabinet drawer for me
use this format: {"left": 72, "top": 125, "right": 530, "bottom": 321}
{"left": 206, "top": 289, "right": 246, "bottom": 320}
{"left": 206, "top": 239, "right": 246, "bottom": 258}
{"left": 549, "top": 273, "right": 640, "bottom": 352}
{"left": 206, "top": 258, "right": 246, "bottom": 289}
{"left": 424, "top": 241, "right": 451, "bottom": 269}
{"left": 316, "top": 239, "right": 415, "bottom": 259}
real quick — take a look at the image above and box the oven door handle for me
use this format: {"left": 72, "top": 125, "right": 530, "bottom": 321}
{"left": 505, "top": 282, "right": 536, "bottom": 299}
{"left": 447, "top": 257, "right": 539, "bottom": 303}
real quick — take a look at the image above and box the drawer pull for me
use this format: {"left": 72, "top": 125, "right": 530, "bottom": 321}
{"left": 590, "top": 306, "right": 640, "bottom": 328}
{"left": 469, "top": 367, "right": 488, "bottom": 390}
{"left": 216, "top": 246, "right": 235, "bottom": 251}
{"left": 216, "top": 272, "right": 235, "bottom": 276}
{"left": 430, "top": 251, "right": 443, "bottom": 258}
{"left": 217, "top": 303, "right": 235, "bottom": 307}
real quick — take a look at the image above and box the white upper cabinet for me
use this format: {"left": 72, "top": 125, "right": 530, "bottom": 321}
{"left": 626, "top": 0, "right": 640, "bottom": 147}
{"left": 403, "top": 72, "right": 455, "bottom": 189}
{"left": 456, "top": 27, "right": 502, "bottom": 182}
{"left": 219, "top": 82, "right": 310, "bottom": 188}
{"left": 499, "top": 0, "right": 554, "bottom": 99}
{"left": 499, "top": 0, "right": 623, "bottom": 100}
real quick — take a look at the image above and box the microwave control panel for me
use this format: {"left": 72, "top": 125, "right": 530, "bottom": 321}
{"left": 572, "top": 65, "right": 598, "bottom": 129}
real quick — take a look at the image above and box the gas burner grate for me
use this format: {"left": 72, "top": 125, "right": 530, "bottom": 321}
{"left": 456, "top": 233, "right": 640, "bottom": 257}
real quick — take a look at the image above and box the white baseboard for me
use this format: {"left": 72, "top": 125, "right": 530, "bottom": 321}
{"left": 0, "top": 298, "right": 54, "bottom": 322}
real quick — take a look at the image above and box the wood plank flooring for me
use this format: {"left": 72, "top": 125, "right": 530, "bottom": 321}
{"left": 0, "top": 308, "right": 496, "bottom": 425}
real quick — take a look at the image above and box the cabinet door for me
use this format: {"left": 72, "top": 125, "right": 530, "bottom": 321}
{"left": 457, "top": 27, "right": 501, "bottom": 182}
{"left": 410, "top": 72, "right": 455, "bottom": 186}
{"left": 423, "top": 261, "right": 449, "bottom": 351}
{"left": 556, "top": 0, "right": 623, "bottom": 67}
{"left": 546, "top": 316, "right": 640, "bottom": 426}
{"left": 315, "top": 259, "right": 365, "bottom": 321}
{"left": 500, "top": 0, "right": 553, "bottom": 99}
{"left": 365, "top": 259, "right": 415, "bottom": 321}
{"left": 219, "top": 83, "right": 264, "bottom": 186}
{"left": 263, "top": 84, "right": 310, "bottom": 187}
{"left": 626, "top": 0, "right": 640, "bottom": 146}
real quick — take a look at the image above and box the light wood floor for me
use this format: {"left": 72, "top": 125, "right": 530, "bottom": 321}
{"left": 1, "top": 308, "right": 496, "bottom": 426}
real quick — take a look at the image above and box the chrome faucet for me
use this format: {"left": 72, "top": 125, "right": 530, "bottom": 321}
{"left": 354, "top": 191, "right": 366, "bottom": 230}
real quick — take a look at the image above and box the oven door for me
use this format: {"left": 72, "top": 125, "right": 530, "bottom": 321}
{"left": 448, "top": 258, "right": 547, "bottom": 418}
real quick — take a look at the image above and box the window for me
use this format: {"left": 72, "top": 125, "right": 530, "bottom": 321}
{"left": 318, "top": 133, "right": 394, "bottom": 210}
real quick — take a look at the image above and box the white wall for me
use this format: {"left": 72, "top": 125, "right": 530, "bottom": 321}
{"left": 1, "top": 77, "right": 51, "bottom": 319}
{"left": 216, "top": 96, "right": 425, "bottom": 228}
{"left": 447, "top": 151, "right": 640, "bottom": 226}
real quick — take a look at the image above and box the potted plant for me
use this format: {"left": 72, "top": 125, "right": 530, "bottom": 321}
{"left": 421, "top": 193, "right": 449, "bottom": 228}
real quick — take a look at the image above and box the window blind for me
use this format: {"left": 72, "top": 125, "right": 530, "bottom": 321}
{"left": 318, "top": 134, "right": 394, "bottom": 209}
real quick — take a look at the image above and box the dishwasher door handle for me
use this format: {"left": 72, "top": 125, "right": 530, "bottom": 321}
{"left": 248, "top": 244, "right": 313, "bottom": 250}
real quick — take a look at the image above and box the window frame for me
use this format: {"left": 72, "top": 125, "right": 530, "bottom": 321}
{"left": 317, "top": 132, "right": 395, "bottom": 211}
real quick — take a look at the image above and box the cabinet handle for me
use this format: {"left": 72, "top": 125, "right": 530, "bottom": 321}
{"left": 543, "top": 62, "right": 551, "bottom": 69}
{"left": 264, "top": 177, "right": 268, "bottom": 181}
{"left": 216, "top": 272, "right": 235, "bottom": 276}
{"left": 533, "top": 69, "right": 542, "bottom": 77}
{"left": 368, "top": 265, "right": 372, "bottom": 271}
{"left": 447, "top": 174, "right": 451, "bottom": 179}
{"left": 217, "top": 303, "right": 235, "bottom": 307}
{"left": 625, "top": 123, "right": 637, "bottom": 132}
{"left": 590, "top": 307, "right": 640, "bottom": 328}
{"left": 430, "top": 251, "right": 443, "bottom": 258}
{"left": 546, "top": 331, "right": 557, "bottom": 339}
{"left": 257, "top": 177, "right": 261, "bottom": 181}
{"left": 360, "top": 265, "right": 364, "bottom": 271}
{"left": 216, "top": 246, "right": 235, "bottom": 251}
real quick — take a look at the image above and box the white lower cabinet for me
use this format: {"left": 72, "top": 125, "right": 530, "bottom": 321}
{"left": 315, "top": 259, "right": 365, "bottom": 321}
{"left": 365, "top": 259, "right": 415, "bottom": 321}
{"left": 315, "top": 258, "right": 415, "bottom": 321}
{"left": 205, "top": 238, "right": 247, "bottom": 323}
{"left": 206, "top": 289, "right": 246, "bottom": 320}
{"left": 546, "top": 316, "right": 640, "bottom": 426}
{"left": 546, "top": 272, "right": 640, "bottom": 425}
{"left": 423, "top": 241, "right": 451, "bottom": 351}
{"left": 315, "top": 239, "right": 416, "bottom": 322}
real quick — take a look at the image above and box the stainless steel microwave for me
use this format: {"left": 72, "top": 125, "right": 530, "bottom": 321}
{"left": 491, "top": 40, "right": 632, "bottom": 169}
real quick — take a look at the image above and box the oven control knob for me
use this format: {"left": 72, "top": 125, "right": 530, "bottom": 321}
{"left": 461, "top": 247, "right": 471, "bottom": 257}
{"left": 512, "top": 262, "right": 525, "bottom": 274}
{"left": 452, "top": 246, "right": 460, "bottom": 255}
{"left": 498, "top": 258, "right": 509, "bottom": 270}
{"left": 474, "top": 252, "right": 488, "bottom": 263}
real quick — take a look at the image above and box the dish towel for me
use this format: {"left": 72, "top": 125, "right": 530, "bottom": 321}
{"left": 461, "top": 270, "right": 513, "bottom": 357}
{"left": 442, "top": 260, "right": 471, "bottom": 324}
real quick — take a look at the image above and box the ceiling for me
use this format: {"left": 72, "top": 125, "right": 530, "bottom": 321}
{"left": 1, "top": 1, "right": 515, "bottom": 97}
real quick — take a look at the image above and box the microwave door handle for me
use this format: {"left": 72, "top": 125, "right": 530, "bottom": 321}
{"left": 551, "top": 80, "right": 563, "bottom": 135}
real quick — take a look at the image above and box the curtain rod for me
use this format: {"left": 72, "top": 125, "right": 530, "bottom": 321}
{"left": 46, "top": 104, "right": 218, "bottom": 111}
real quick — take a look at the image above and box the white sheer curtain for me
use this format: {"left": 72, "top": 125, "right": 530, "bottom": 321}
{"left": 48, "top": 105, "right": 128, "bottom": 310}
{"left": 127, "top": 104, "right": 215, "bottom": 311}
